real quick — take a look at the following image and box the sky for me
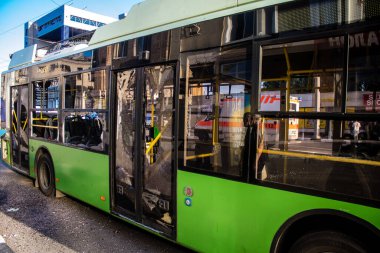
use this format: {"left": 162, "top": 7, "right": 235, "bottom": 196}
{"left": 0, "top": 0, "right": 143, "bottom": 72}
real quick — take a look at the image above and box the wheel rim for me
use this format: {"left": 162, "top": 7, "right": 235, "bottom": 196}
{"left": 40, "top": 162, "right": 51, "bottom": 190}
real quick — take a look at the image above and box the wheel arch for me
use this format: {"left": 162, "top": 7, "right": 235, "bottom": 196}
{"left": 270, "top": 209, "right": 380, "bottom": 253}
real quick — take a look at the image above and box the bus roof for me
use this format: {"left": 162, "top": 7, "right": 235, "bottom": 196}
{"left": 2, "top": 0, "right": 292, "bottom": 74}
{"left": 89, "top": 0, "right": 292, "bottom": 47}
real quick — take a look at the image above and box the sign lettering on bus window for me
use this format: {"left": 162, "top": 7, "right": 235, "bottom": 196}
{"left": 363, "top": 94, "right": 380, "bottom": 111}
{"left": 329, "top": 31, "right": 380, "bottom": 48}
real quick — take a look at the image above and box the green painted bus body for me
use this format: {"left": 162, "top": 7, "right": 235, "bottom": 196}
{"left": 2, "top": 139, "right": 11, "bottom": 165}
{"left": 29, "top": 139, "right": 110, "bottom": 212}
{"left": 1, "top": 0, "right": 378, "bottom": 252}
{"left": 176, "top": 170, "right": 380, "bottom": 252}
{"left": 27, "top": 139, "right": 380, "bottom": 252}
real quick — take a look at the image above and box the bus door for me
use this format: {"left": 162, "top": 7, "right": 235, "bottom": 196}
{"left": 114, "top": 65, "right": 175, "bottom": 237}
{"left": 10, "top": 85, "right": 29, "bottom": 173}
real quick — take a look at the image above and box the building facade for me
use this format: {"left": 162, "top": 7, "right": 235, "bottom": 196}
{"left": 24, "top": 5, "right": 116, "bottom": 49}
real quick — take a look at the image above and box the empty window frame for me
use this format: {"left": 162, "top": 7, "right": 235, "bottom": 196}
{"left": 261, "top": 37, "right": 345, "bottom": 114}
{"left": 31, "top": 79, "right": 59, "bottom": 140}
{"left": 257, "top": 32, "right": 380, "bottom": 201}
{"left": 347, "top": 30, "right": 380, "bottom": 113}
{"left": 65, "top": 70, "right": 107, "bottom": 110}
{"left": 256, "top": 117, "right": 380, "bottom": 201}
{"left": 181, "top": 43, "right": 252, "bottom": 177}
{"left": 63, "top": 70, "right": 109, "bottom": 152}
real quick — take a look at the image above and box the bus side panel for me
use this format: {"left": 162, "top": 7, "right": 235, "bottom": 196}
{"left": 176, "top": 170, "right": 380, "bottom": 253}
{"left": 29, "top": 139, "right": 110, "bottom": 213}
{"left": 2, "top": 139, "right": 11, "bottom": 165}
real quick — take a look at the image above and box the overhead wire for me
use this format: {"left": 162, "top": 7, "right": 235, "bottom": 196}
{"left": 49, "top": 0, "right": 61, "bottom": 6}
{"left": 0, "top": 0, "right": 74, "bottom": 71}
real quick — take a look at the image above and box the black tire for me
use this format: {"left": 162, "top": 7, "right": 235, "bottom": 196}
{"left": 37, "top": 153, "right": 55, "bottom": 197}
{"left": 289, "top": 231, "right": 367, "bottom": 253}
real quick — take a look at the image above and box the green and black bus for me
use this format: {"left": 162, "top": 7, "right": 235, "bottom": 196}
{"left": 1, "top": 0, "right": 380, "bottom": 252}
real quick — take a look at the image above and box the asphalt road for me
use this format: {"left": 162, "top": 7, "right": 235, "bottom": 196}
{"left": 0, "top": 162, "right": 193, "bottom": 253}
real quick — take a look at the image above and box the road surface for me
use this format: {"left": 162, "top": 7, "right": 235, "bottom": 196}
{"left": 0, "top": 162, "right": 193, "bottom": 253}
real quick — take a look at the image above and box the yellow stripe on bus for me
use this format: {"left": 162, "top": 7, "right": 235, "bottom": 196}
{"left": 262, "top": 149, "right": 380, "bottom": 167}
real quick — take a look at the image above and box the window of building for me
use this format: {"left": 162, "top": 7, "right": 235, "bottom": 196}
{"left": 69, "top": 15, "right": 105, "bottom": 27}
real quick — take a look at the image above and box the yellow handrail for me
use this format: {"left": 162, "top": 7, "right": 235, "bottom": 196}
{"left": 145, "top": 132, "right": 162, "bottom": 155}
{"left": 12, "top": 122, "right": 17, "bottom": 133}
{"left": 22, "top": 118, "right": 28, "bottom": 130}
{"left": 262, "top": 77, "right": 288, "bottom": 82}
{"left": 150, "top": 102, "right": 155, "bottom": 163}
{"left": 145, "top": 117, "right": 171, "bottom": 155}
{"left": 32, "top": 117, "right": 58, "bottom": 121}
{"left": 262, "top": 149, "right": 380, "bottom": 167}
{"left": 31, "top": 124, "right": 58, "bottom": 129}
{"left": 12, "top": 110, "right": 18, "bottom": 124}
{"left": 185, "top": 153, "right": 215, "bottom": 160}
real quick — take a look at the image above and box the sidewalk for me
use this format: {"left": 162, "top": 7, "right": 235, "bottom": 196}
{"left": 0, "top": 236, "right": 13, "bottom": 253}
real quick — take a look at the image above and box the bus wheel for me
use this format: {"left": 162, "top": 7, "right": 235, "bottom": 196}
{"left": 37, "top": 153, "right": 55, "bottom": 197}
{"left": 289, "top": 231, "right": 366, "bottom": 253}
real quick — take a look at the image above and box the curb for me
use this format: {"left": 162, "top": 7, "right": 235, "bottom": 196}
{"left": 0, "top": 236, "right": 13, "bottom": 253}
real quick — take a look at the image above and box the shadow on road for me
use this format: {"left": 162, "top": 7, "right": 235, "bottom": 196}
{"left": 0, "top": 162, "right": 193, "bottom": 253}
